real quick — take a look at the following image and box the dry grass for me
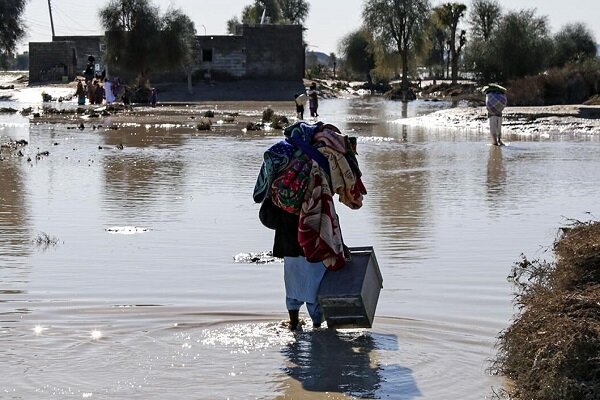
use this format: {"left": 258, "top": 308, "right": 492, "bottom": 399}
{"left": 493, "top": 221, "right": 600, "bottom": 400}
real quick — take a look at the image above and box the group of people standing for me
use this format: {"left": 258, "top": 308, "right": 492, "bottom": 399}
{"left": 74, "top": 54, "right": 129, "bottom": 106}
{"left": 74, "top": 77, "right": 122, "bottom": 106}
{"left": 294, "top": 82, "right": 320, "bottom": 120}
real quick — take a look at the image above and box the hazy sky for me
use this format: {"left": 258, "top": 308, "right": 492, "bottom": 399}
{"left": 20, "top": 0, "right": 600, "bottom": 54}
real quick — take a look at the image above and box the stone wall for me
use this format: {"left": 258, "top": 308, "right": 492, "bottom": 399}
{"left": 28, "top": 25, "right": 304, "bottom": 83}
{"left": 194, "top": 25, "right": 303, "bottom": 81}
{"left": 29, "top": 41, "right": 77, "bottom": 83}
{"left": 241, "top": 24, "right": 304, "bottom": 80}
{"left": 53, "top": 36, "right": 104, "bottom": 74}
{"left": 197, "top": 35, "right": 246, "bottom": 79}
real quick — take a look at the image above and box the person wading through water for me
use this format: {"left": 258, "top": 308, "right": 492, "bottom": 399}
{"left": 254, "top": 122, "right": 367, "bottom": 330}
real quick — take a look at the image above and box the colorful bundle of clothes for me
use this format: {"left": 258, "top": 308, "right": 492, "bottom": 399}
{"left": 254, "top": 122, "right": 367, "bottom": 270}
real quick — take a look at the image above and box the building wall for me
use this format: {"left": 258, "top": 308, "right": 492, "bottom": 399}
{"left": 195, "top": 25, "right": 303, "bottom": 81}
{"left": 29, "top": 41, "right": 77, "bottom": 83}
{"left": 53, "top": 36, "right": 104, "bottom": 74}
{"left": 196, "top": 35, "right": 246, "bottom": 79}
{"left": 29, "top": 25, "right": 303, "bottom": 83}
{"left": 241, "top": 24, "right": 304, "bottom": 80}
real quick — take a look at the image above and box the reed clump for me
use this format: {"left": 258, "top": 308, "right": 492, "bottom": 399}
{"left": 493, "top": 221, "right": 600, "bottom": 400}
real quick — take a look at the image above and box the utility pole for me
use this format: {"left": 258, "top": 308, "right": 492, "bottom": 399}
{"left": 48, "top": 0, "right": 56, "bottom": 39}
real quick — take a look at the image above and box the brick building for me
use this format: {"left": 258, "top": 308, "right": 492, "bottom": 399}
{"left": 28, "top": 24, "right": 304, "bottom": 83}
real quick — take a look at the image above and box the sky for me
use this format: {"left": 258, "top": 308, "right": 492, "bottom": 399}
{"left": 19, "top": 0, "right": 600, "bottom": 54}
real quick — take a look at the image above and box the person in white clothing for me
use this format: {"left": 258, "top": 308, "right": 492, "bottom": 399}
{"left": 104, "top": 78, "right": 116, "bottom": 104}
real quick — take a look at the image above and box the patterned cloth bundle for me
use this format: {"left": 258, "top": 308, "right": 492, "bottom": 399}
{"left": 254, "top": 122, "right": 367, "bottom": 270}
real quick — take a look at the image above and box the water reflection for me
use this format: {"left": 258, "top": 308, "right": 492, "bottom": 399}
{"left": 365, "top": 142, "right": 432, "bottom": 259}
{"left": 401, "top": 102, "right": 408, "bottom": 141}
{"left": 282, "top": 330, "right": 379, "bottom": 398}
{"left": 0, "top": 118, "right": 31, "bottom": 262}
{"left": 486, "top": 146, "right": 507, "bottom": 208}
{"left": 281, "top": 330, "right": 419, "bottom": 399}
{"left": 100, "top": 127, "right": 188, "bottom": 220}
{"left": 102, "top": 124, "right": 189, "bottom": 148}
{"left": 0, "top": 117, "right": 31, "bottom": 319}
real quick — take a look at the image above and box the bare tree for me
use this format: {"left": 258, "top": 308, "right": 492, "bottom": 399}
{"left": 433, "top": 2, "right": 467, "bottom": 84}
{"left": 469, "top": 0, "right": 501, "bottom": 41}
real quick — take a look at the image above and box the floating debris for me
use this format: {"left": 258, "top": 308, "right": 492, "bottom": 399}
{"left": 105, "top": 226, "right": 151, "bottom": 234}
{"left": 33, "top": 232, "right": 60, "bottom": 249}
{"left": 233, "top": 251, "right": 281, "bottom": 264}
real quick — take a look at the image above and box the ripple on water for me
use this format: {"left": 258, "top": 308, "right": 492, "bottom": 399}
{"left": 0, "top": 312, "right": 500, "bottom": 399}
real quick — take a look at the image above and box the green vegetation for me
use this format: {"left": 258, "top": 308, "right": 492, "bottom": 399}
{"left": 363, "top": 0, "right": 430, "bottom": 94}
{"left": 338, "top": 30, "right": 376, "bottom": 84}
{"left": 332, "top": 0, "right": 598, "bottom": 104}
{"left": 0, "top": 0, "right": 27, "bottom": 69}
{"left": 493, "top": 221, "right": 600, "bottom": 400}
{"left": 226, "top": 0, "right": 309, "bottom": 33}
{"left": 99, "top": 0, "right": 196, "bottom": 88}
{"left": 261, "top": 107, "right": 289, "bottom": 129}
{"left": 551, "top": 23, "right": 598, "bottom": 68}
{"left": 507, "top": 59, "right": 600, "bottom": 106}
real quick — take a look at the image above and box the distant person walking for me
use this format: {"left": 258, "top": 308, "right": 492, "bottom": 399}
{"left": 484, "top": 84, "right": 508, "bottom": 146}
{"left": 149, "top": 88, "right": 158, "bottom": 107}
{"left": 84, "top": 55, "right": 95, "bottom": 83}
{"left": 104, "top": 78, "right": 115, "bottom": 104}
{"left": 87, "top": 80, "right": 96, "bottom": 105}
{"left": 294, "top": 93, "right": 306, "bottom": 120}
{"left": 94, "top": 80, "right": 104, "bottom": 105}
{"left": 308, "top": 82, "right": 319, "bottom": 118}
{"left": 75, "top": 80, "right": 86, "bottom": 105}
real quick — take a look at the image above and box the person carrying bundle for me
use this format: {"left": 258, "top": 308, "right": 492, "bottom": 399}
{"left": 254, "top": 122, "right": 367, "bottom": 331}
{"left": 484, "top": 83, "right": 508, "bottom": 146}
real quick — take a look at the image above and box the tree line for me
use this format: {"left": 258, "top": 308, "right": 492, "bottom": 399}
{"left": 339, "top": 0, "right": 597, "bottom": 92}
{"left": 2, "top": 0, "right": 596, "bottom": 97}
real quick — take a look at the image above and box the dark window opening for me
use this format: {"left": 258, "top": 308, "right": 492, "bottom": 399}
{"left": 202, "top": 49, "right": 213, "bottom": 62}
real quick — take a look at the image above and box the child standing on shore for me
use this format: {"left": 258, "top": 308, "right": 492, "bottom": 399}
{"left": 294, "top": 93, "right": 306, "bottom": 120}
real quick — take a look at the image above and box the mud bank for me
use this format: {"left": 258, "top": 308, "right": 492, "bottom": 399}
{"left": 396, "top": 104, "right": 600, "bottom": 136}
{"left": 494, "top": 221, "right": 600, "bottom": 400}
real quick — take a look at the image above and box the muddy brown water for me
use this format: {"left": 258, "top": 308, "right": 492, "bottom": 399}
{"left": 1, "top": 96, "right": 600, "bottom": 399}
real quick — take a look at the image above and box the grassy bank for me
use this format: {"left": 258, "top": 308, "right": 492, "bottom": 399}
{"left": 493, "top": 221, "right": 600, "bottom": 399}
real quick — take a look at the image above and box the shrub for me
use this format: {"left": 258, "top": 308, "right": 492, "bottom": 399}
{"left": 245, "top": 122, "right": 261, "bottom": 131}
{"left": 507, "top": 60, "right": 600, "bottom": 106}
{"left": 261, "top": 108, "right": 275, "bottom": 122}
{"left": 196, "top": 119, "right": 211, "bottom": 130}
{"left": 493, "top": 221, "right": 600, "bottom": 400}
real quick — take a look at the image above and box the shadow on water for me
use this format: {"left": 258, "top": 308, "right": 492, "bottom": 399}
{"left": 281, "top": 329, "right": 420, "bottom": 399}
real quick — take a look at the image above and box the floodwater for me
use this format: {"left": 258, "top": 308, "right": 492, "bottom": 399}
{"left": 1, "top": 95, "right": 600, "bottom": 399}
